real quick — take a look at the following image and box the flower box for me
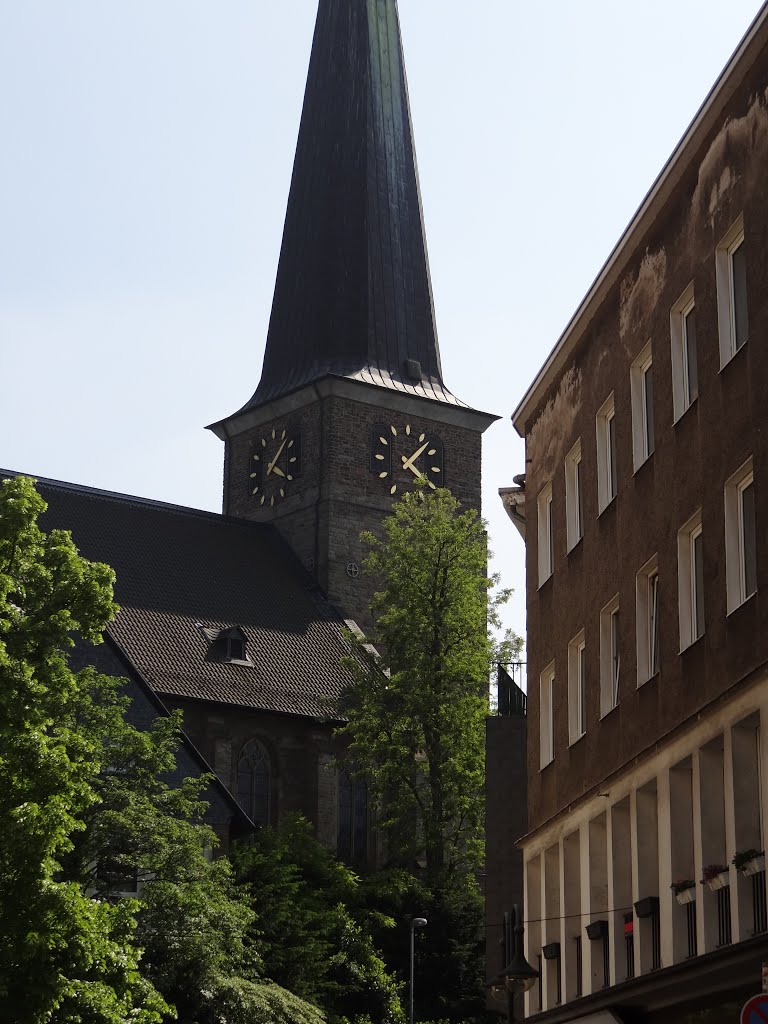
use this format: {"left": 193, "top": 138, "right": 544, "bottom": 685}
{"left": 742, "top": 854, "right": 766, "bottom": 877}
{"left": 675, "top": 886, "right": 696, "bottom": 906}
{"left": 706, "top": 870, "right": 729, "bottom": 892}
{"left": 634, "top": 896, "right": 660, "bottom": 919}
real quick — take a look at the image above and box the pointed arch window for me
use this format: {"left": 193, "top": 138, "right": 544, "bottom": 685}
{"left": 338, "top": 771, "right": 368, "bottom": 864}
{"left": 236, "top": 740, "right": 271, "bottom": 827}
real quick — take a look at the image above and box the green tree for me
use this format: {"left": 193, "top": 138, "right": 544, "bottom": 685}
{"left": 339, "top": 488, "right": 512, "bottom": 880}
{"left": 0, "top": 475, "right": 168, "bottom": 1022}
{"left": 234, "top": 814, "right": 403, "bottom": 1024}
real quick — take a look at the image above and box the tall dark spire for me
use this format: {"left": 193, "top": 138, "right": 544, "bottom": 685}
{"left": 237, "top": 0, "right": 463, "bottom": 413}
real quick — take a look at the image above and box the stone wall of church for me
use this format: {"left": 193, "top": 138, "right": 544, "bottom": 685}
{"left": 224, "top": 390, "right": 485, "bottom": 632}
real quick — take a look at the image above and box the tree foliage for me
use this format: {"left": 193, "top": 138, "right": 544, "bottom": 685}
{"left": 339, "top": 488, "right": 508, "bottom": 880}
{"left": 234, "top": 814, "right": 403, "bottom": 1024}
{"left": 0, "top": 475, "right": 168, "bottom": 1021}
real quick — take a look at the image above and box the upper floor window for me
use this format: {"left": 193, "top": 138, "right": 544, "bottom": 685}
{"left": 725, "top": 458, "right": 757, "bottom": 613}
{"left": 539, "top": 663, "right": 555, "bottom": 769}
{"left": 537, "top": 482, "right": 554, "bottom": 586}
{"left": 568, "top": 630, "right": 587, "bottom": 745}
{"left": 338, "top": 771, "right": 368, "bottom": 864}
{"left": 596, "top": 393, "right": 617, "bottom": 513}
{"left": 678, "top": 510, "right": 704, "bottom": 650}
{"left": 671, "top": 283, "right": 698, "bottom": 421}
{"left": 636, "top": 554, "right": 660, "bottom": 686}
{"left": 717, "top": 214, "right": 749, "bottom": 365}
{"left": 236, "top": 739, "right": 271, "bottom": 826}
{"left": 630, "top": 342, "right": 655, "bottom": 469}
{"left": 565, "top": 439, "right": 584, "bottom": 552}
{"left": 599, "top": 595, "right": 621, "bottom": 717}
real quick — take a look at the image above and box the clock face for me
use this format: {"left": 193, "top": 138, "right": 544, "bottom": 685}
{"left": 370, "top": 422, "right": 444, "bottom": 495}
{"left": 248, "top": 427, "right": 302, "bottom": 506}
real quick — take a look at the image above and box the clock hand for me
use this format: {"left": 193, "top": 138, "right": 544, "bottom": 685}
{"left": 271, "top": 464, "right": 286, "bottom": 478}
{"left": 267, "top": 437, "right": 288, "bottom": 475}
{"left": 401, "top": 441, "right": 429, "bottom": 472}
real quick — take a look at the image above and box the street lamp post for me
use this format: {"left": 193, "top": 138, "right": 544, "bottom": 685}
{"left": 409, "top": 916, "right": 428, "bottom": 1024}
{"left": 488, "top": 904, "right": 539, "bottom": 1024}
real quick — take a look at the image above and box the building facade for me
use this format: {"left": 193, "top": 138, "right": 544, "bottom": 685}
{"left": 504, "top": 5, "right": 768, "bottom": 1020}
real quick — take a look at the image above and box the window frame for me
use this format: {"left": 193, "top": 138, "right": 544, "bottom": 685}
{"left": 716, "top": 214, "right": 748, "bottom": 366}
{"left": 539, "top": 662, "right": 555, "bottom": 770}
{"left": 677, "top": 510, "right": 704, "bottom": 652}
{"left": 725, "top": 458, "right": 757, "bottom": 613}
{"left": 630, "top": 342, "right": 655, "bottom": 469}
{"left": 670, "top": 282, "right": 698, "bottom": 422}
{"left": 568, "top": 630, "right": 587, "bottom": 745}
{"left": 565, "top": 439, "right": 584, "bottom": 552}
{"left": 636, "top": 554, "right": 660, "bottom": 686}
{"left": 537, "top": 482, "right": 554, "bottom": 587}
{"left": 596, "top": 393, "right": 617, "bottom": 513}
{"left": 599, "top": 595, "right": 621, "bottom": 718}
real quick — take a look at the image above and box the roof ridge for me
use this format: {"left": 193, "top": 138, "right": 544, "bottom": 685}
{"left": 0, "top": 467, "right": 275, "bottom": 533}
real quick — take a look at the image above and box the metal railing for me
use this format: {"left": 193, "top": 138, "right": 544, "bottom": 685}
{"left": 685, "top": 902, "right": 697, "bottom": 958}
{"left": 491, "top": 662, "right": 527, "bottom": 716}
{"left": 716, "top": 887, "right": 732, "bottom": 947}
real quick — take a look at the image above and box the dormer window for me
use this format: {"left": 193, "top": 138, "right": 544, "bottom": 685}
{"left": 227, "top": 635, "right": 245, "bottom": 661}
{"left": 197, "top": 624, "right": 252, "bottom": 665}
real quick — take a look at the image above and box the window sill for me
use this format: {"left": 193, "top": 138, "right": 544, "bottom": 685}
{"left": 633, "top": 451, "right": 654, "bottom": 476}
{"left": 673, "top": 395, "right": 698, "bottom": 426}
{"left": 637, "top": 670, "right": 659, "bottom": 689}
{"left": 719, "top": 337, "right": 748, "bottom": 373}
{"left": 597, "top": 496, "right": 617, "bottom": 517}
{"left": 599, "top": 701, "right": 620, "bottom": 721}
{"left": 566, "top": 536, "right": 583, "bottom": 555}
{"left": 679, "top": 632, "right": 705, "bottom": 655}
{"left": 568, "top": 731, "right": 586, "bottom": 748}
{"left": 538, "top": 573, "right": 554, "bottom": 591}
{"left": 726, "top": 590, "right": 757, "bottom": 617}
{"left": 539, "top": 759, "right": 554, "bottom": 773}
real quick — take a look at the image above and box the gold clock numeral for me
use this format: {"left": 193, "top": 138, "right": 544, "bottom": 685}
{"left": 261, "top": 438, "right": 267, "bottom": 448}
{"left": 288, "top": 440, "right": 294, "bottom": 449}
{"left": 271, "top": 428, "right": 276, "bottom": 440}
{"left": 287, "top": 474, "right": 293, "bottom": 481}
{"left": 281, "top": 429, "right": 286, "bottom": 440}
{"left": 432, "top": 467, "right": 441, "bottom": 473}
{"left": 250, "top": 472, "right": 258, "bottom": 479}
{"left": 428, "top": 449, "right": 436, "bottom": 456}
{"left": 376, "top": 454, "right": 385, "bottom": 461}
{"left": 379, "top": 437, "right": 388, "bottom": 445}
{"left": 260, "top": 495, "right": 266, "bottom": 506}
{"left": 379, "top": 472, "right": 388, "bottom": 479}
{"left": 390, "top": 484, "right": 397, "bottom": 495}
{"left": 280, "top": 488, "right": 285, "bottom": 498}
{"left": 405, "top": 424, "right": 411, "bottom": 436}
{"left": 270, "top": 496, "right": 275, "bottom": 506}
{"left": 419, "top": 433, "right": 425, "bottom": 442}
{"left": 252, "top": 487, "right": 259, "bottom": 495}
{"left": 253, "top": 453, "right": 260, "bottom": 461}
{"left": 390, "top": 425, "right": 397, "bottom": 436}
{"left": 289, "top": 457, "right": 296, "bottom": 464}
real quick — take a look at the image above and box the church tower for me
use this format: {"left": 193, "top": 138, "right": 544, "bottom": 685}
{"left": 208, "top": 0, "right": 497, "bottom": 630}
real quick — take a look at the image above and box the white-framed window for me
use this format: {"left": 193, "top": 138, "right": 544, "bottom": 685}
{"left": 599, "top": 595, "right": 621, "bottom": 717}
{"left": 636, "top": 554, "right": 660, "bottom": 686}
{"left": 539, "top": 662, "right": 555, "bottom": 769}
{"left": 630, "top": 342, "right": 655, "bottom": 469}
{"left": 677, "top": 510, "right": 704, "bottom": 651}
{"left": 537, "top": 482, "right": 554, "bottom": 587}
{"left": 670, "top": 283, "right": 698, "bottom": 421}
{"left": 716, "top": 214, "right": 749, "bottom": 365}
{"left": 596, "top": 393, "right": 617, "bottom": 513}
{"left": 725, "top": 458, "right": 757, "bottom": 613}
{"left": 568, "top": 630, "right": 587, "bottom": 744}
{"left": 565, "top": 439, "right": 584, "bottom": 552}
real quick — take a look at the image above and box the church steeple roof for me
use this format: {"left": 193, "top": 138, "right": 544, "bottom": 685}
{"left": 232, "top": 0, "right": 464, "bottom": 414}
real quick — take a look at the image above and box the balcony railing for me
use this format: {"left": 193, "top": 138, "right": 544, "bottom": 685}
{"left": 491, "top": 662, "right": 527, "bottom": 716}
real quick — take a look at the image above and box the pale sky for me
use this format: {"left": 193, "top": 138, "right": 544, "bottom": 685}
{"left": 1, "top": 0, "right": 764, "bottom": 646}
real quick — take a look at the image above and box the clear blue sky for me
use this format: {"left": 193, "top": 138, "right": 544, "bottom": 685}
{"left": 0, "top": 0, "right": 763, "bottom": 645}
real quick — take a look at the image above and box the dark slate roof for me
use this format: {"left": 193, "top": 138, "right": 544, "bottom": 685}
{"left": 4, "top": 472, "right": 356, "bottom": 719}
{"left": 216, "top": 0, "right": 465, "bottom": 422}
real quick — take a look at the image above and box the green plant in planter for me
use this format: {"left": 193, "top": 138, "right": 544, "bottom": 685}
{"left": 732, "top": 849, "right": 764, "bottom": 870}
{"left": 670, "top": 879, "right": 695, "bottom": 895}
{"left": 700, "top": 864, "right": 728, "bottom": 884}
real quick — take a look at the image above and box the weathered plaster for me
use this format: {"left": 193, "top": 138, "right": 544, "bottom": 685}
{"left": 619, "top": 248, "right": 667, "bottom": 342}
{"left": 527, "top": 367, "right": 582, "bottom": 482}
{"left": 692, "top": 86, "right": 768, "bottom": 227}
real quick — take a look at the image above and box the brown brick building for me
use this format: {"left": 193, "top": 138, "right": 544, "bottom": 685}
{"left": 500, "top": 4, "right": 768, "bottom": 1020}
